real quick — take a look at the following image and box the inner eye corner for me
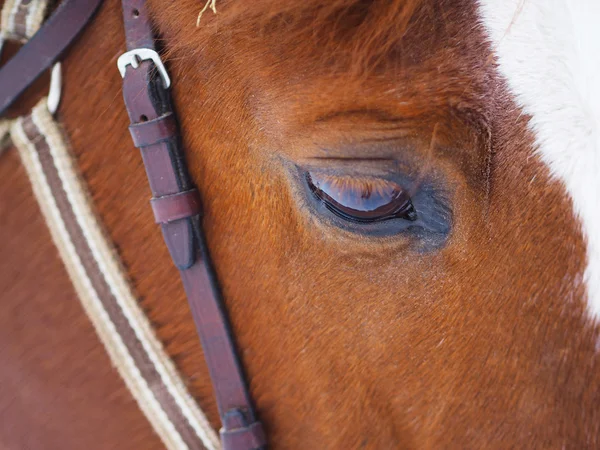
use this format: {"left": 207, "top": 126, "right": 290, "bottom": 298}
{"left": 304, "top": 170, "right": 417, "bottom": 225}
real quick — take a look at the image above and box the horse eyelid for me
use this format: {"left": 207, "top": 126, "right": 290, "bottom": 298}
{"left": 304, "top": 171, "right": 417, "bottom": 224}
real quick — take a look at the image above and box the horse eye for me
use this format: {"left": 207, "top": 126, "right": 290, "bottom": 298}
{"left": 306, "top": 171, "right": 417, "bottom": 223}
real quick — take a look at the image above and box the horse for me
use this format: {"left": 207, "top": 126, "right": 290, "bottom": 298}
{"left": 0, "top": 0, "right": 598, "bottom": 448}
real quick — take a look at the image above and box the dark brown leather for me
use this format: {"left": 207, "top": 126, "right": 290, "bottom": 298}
{"left": 129, "top": 113, "right": 177, "bottom": 148}
{"left": 0, "top": 0, "right": 104, "bottom": 116}
{"left": 221, "top": 420, "right": 267, "bottom": 450}
{"left": 151, "top": 190, "right": 201, "bottom": 224}
{"left": 119, "top": 1, "right": 266, "bottom": 449}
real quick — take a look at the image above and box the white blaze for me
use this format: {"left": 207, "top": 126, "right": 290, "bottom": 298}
{"left": 477, "top": 0, "right": 600, "bottom": 320}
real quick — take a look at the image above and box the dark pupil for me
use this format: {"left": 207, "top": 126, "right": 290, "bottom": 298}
{"left": 306, "top": 172, "right": 417, "bottom": 223}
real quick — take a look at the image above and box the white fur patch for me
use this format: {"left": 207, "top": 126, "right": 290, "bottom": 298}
{"left": 477, "top": 0, "right": 600, "bottom": 320}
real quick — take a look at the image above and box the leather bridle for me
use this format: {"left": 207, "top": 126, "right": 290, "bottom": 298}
{"left": 0, "top": 1, "right": 266, "bottom": 449}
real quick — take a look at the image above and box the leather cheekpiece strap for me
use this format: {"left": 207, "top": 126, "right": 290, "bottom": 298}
{"left": 151, "top": 190, "right": 201, "bottom": 224}
{"left": 119, "top": 0, "right": 266, "bottom": 448}
{"left": 0, "top": 0, "right": 104, "bottom": 115}
{"left": 129, "top": 113, "right": 177, "bottom": 148}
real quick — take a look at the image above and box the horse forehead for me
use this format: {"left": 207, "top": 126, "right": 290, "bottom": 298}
{"left": 478, "top": 0, "right": 600, "bottom": 321}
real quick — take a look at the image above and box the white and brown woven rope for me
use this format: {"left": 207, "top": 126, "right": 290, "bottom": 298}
{"left": 0, "top": 0, "right": 48, "bottom": 50}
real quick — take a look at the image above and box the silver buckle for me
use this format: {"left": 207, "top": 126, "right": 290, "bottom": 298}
{"left": 117, "top": 48, "right": 171, "bottom": 89}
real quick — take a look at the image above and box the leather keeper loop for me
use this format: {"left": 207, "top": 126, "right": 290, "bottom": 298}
{"left": 151, "top": 189, "right": 201, "bottom": 224}
{"left": 220, "top": 421, "right": 266, "bottom": 450}
{"left": 129, "top": 112, "right": 177, "bottom": 148}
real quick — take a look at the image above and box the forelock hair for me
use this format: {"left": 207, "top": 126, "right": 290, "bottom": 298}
{"left": 189, "top": 0, "right": 427, "bottom": 74}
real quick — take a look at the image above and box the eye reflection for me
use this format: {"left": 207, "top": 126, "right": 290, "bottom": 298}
{"left": 306, "top": 171, "right": 417, "bottom": 223}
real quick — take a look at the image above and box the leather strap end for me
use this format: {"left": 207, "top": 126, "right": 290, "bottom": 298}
{"left": 153, "top": 190, "right": 202, "bottom": 270}
{"left": 151, "top": 189, "right": 201, "bottom": 224}
{"left": 161, "top": 219, "right": 196, "bottom": 270}
{"left": 220, "top": 421, "right": 266, "bottom": 450}
{"left": 129, "top": 112, "right": 177, "bottom": 148}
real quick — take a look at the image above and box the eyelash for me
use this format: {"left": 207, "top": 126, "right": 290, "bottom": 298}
{"left": 305, "top": 171, "right": 417, "bottom": 224}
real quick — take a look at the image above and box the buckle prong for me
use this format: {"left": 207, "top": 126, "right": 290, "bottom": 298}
{"left": 117, "top": 48, "right": 171, "bottom": 89}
